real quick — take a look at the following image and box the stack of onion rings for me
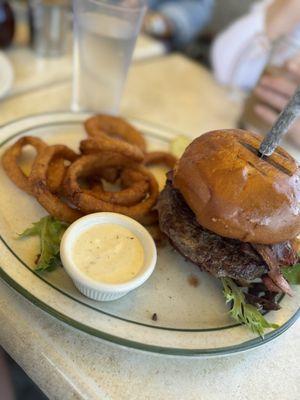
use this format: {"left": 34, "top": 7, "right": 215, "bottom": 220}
{"left": 1, "top": 115, "right": 177, "bottom": 234}
{"left": 64, "top": 153, "right": 159, "bottom": 222}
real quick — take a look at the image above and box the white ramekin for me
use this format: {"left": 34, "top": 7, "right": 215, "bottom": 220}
{"left": 60, "top": 212, "right": 157, "bottom": 301}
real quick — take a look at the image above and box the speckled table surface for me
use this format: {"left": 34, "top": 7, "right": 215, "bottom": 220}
{"left": 0, "top": 52, "right": 299, "bottom": 400}
{"left": 0, "top": 278, "right": 299, "bottom": 400}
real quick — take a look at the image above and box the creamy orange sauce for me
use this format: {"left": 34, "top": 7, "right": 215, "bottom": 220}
{"left": 72, "top": 223, "right": 144, "bottom": 284}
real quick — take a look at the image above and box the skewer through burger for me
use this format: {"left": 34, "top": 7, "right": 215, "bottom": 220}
{"left": 157, "top": 129, "right": 300, "bottom": 307}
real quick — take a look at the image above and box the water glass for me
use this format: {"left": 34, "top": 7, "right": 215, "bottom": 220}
{"left": 29, "top": 0, "right": 70, "bottom": 57}
{"left": 72, "top": 0, "right": 147, "bottom": 113}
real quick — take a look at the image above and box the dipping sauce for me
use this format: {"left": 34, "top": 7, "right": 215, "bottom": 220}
{"left": 72, "top": 223, "right": 144, "bottom": 284}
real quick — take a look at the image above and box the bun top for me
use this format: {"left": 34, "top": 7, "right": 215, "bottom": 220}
{"left": 173, "top": 129, "right": 300, "bottom": 244}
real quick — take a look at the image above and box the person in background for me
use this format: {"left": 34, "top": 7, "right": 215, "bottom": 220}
{"left": 211, "top": 0, "right": 300, "bottom": 147}
{"left": 143, "top": 0, "right": 215, "bottom": 49}
{"left": 253, "top": 57, "right": 300, "bottom": 147}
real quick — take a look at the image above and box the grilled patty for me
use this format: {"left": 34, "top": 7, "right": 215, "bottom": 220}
{"left": 157, "top": 180, "right": 297, "bottom": 281}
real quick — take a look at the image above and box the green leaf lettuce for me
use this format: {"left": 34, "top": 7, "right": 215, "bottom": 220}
{"left": 221, "top": 277, "right": 279, "bottom": 337}
{"left": 282, "top": 263, "right": 300, "bottom": 285}
{"left": 19, "top": 216, "right": 68, "bottom": 272}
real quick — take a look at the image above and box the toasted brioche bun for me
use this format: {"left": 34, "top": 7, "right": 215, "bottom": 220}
{"left": 173, "top": 129, "right": 300, "bottom": 244}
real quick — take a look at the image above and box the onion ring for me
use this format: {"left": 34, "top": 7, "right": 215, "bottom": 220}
{"left": 84, "top": 115, "right": 146, "bottom": 151}
{"left": 64, "top": 153, "right": 159, "bottom": 222}
{"left": 144, "top": 151, "right": 177, "bottom": 169}
{"left": 2, "top": 136, "right": 47, "bottom": 195}
{"left": 83, "top": 168, "right": 150, "bottom": 206}
{"left": 47, "top": 157, "right": 66, "bottom": 194}
{"left": 99, "top": 168, "right": 120, "bottom": 184}
{"left": 29, "top": 145, "right": 83, "bottom": 223}
{"left": 80, "top": 136, "right": 144, "bottom": 163}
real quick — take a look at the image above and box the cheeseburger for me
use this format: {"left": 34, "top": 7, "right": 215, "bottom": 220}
{"left": 157, "top": 129, "right": 300, "bottom": 303}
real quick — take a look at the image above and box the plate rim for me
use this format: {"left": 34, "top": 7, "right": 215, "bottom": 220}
{"left": 1, "top": 266, "right": 299, "bottom": 357}
{"left": 0, "top": 111, "right": 299, "bottom": 357}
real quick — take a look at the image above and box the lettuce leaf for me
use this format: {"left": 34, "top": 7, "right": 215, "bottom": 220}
{"left": 221, "top": 277, "right": 279, "bottom": 337}
{"left": 282, "top": 263, "right": 300, "bottom": 284}
{"left": 19, "top": 216, "right": 68, "bottom": 272}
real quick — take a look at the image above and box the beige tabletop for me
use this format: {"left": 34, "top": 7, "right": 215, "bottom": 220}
{"left": 0, "top": 50, "right": 299, "bottom": 400}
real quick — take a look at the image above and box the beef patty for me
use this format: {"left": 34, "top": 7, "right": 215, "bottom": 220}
{"left": 157, "top": 180, "right": 297, "bottom": 281}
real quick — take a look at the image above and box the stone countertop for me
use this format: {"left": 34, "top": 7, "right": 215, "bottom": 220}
{"left": 0, "top": 280, "right": 299, "bottom": 400}
{"left": 0, "top": 54, "right": 299, "bottom": 400}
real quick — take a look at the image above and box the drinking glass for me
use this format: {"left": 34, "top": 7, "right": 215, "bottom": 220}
{"left": 72, "top": 0, "right": 147, "bottom": 113}
{"left": 29, "top": 0, "right": 69, "bottom": 57}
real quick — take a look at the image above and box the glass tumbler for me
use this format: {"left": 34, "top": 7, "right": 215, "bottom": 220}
{"left": 72, "top": 0, "right": 147, "bottom": 113}
{"left": 29, "top": 0, "right": 70, "bottom": 57}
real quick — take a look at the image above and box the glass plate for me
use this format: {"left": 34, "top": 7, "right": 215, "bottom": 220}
{"left": 0, "top": 112, "right": 299, "bottom": 357}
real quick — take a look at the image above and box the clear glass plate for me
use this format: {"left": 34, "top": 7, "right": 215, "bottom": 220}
{"left": 0, "top": 112, "right": 299, "bottom": 357}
